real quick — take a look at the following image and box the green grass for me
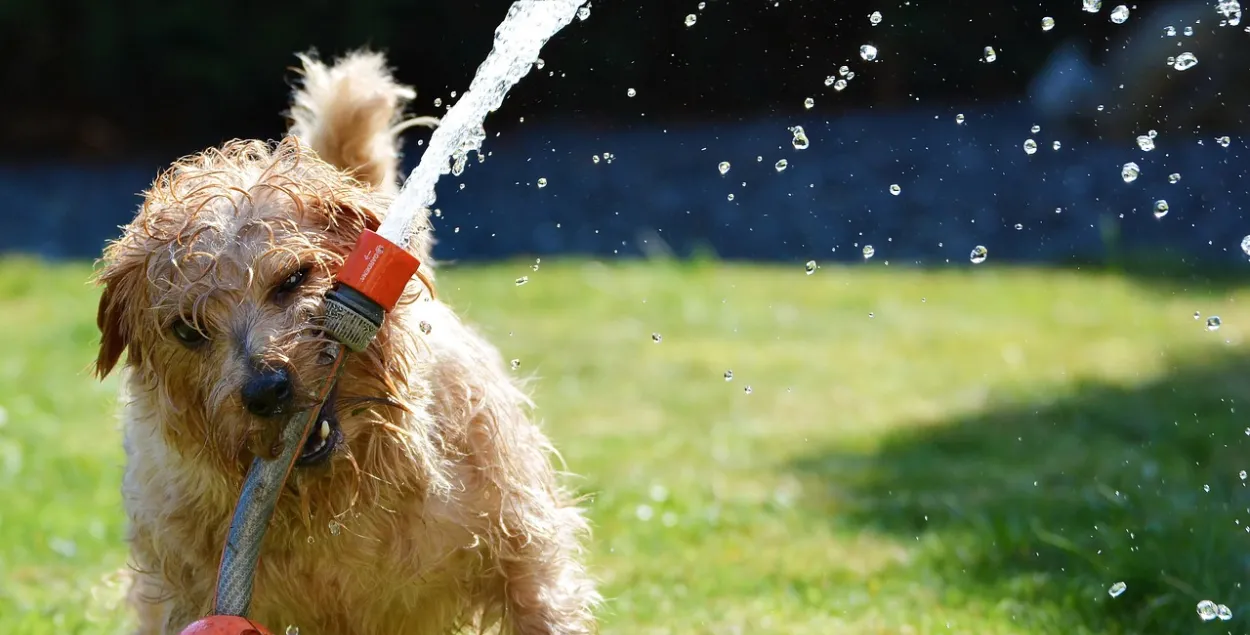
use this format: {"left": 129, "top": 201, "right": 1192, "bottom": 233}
{"left": 3, "top": 255, "right": 1250, "bottom": 634}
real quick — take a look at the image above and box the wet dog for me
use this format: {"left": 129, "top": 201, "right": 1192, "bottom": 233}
{"left": 93, "top": 51, "right": 599, "bottom": 634}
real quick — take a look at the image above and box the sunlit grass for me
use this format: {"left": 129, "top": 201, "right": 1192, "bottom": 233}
{"left": 2, "top": 255, "right": 1249, "bottom": 634}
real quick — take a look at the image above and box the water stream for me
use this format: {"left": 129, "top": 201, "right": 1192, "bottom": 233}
{"left": 376, "top": 0, "right": 588, "bottom": 250}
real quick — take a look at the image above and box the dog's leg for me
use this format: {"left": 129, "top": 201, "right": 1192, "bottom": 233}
{"left": 126, "top": 568, "right": 202, "bottom": 635}
{"left": 126, "top": 529, "right": 211, "bottom": 635}
{"left": 126, "top": 570, "right": 165, "bottom": 635}
{"left": 494, "top": 506, "right": 600, "bottom": 635}
{"left": 459, "top": 403, "right": 600, "bottom": 634}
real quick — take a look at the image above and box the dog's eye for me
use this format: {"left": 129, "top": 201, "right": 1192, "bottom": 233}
{"left": 276, "top": 267, "right": 309, "bottom": 295}
{"left": 171, "top": 320, "right": 207, "bottom": 346}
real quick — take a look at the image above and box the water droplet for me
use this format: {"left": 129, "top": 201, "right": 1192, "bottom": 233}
{"left": 859, "top": 44, "right": 878, "bottom": 61}
{"left": 743, "top": 385, "right": 753, "bottom": 394}
{"left": 1198, "top": 600, "right": 1219, "bottom": 621}
{"left": 419, "top": 321, "right": 432, "bottom": 335}
{"left": 534, "top": 58, "right": 545, "bottom": 70}
{"left": 803, "top": 97, "right": 815, "bottom": 109}
{"left": 515, "top": 276, "right": 529, "bottom": 286}
{"left": 1014, "top": 223, "right": 1024, "bottom": 230}
{"left": 1194, "top": 311, "right": 1202, "bottom": 320}
{"left": 717, "top": 161, "right": 731, "bottom": 175}
{"left": 1204, "top": 484, "right": 1211, "bottom": 492}
{"left": 328, "top": 521, "right": 341, "bottom": 536}
{"left": 510, "top": 359, "right": 521, "bottom": 370}
{"left": 1217, "top": 135, "right": 1232, "bottom": 148}
{"left": 433, "top": 97, "right": 442, "bottom": 108}
{"left": 839, "top": 65, "right": 850, "bottom": 76}
{"left": 1121, "top": 162, "right": 1140, "bottom": 183}
{"left": 1041, "top": 16, "right": 1056, "bottom": 31}
{"left": 833, "top": 79, "right": 848, "bottom": 92}
{"left": 626, "top": 87, "right": 636, "bottom": 98}
{"left": 635, "top": 504, "right": 653, "bottom": 521}
{"left": 1217, "top": 0, "right": 1243, "bottom": 25}
{"left": 1240, "top": 470, "right": 1247, "bottom": 480}
{"left": 1173, "top": 52, "right": 1198, "bottom": 70}
{"left": 889, "top": 184, "right": 901, "bottom": 196}
{"left": 651, "top": 333, "right": 662, "bottom": 343}
{"left": 697, "top": 1, "right": 706, "bottom": 9}
{"left": 1220, "top": 0, "right": 1240, "bottom": 24}
{"left": 1207, "top": 316, "right": 1222, "bottom": 331}
{"left": 723, "top": 370, "right": 734, "bottom": 381}
{"left": 1023, "top": 139, "right": 1038, "bottom": 154}
{"left": 869, "top": 10, "right": 883, "bottom": 25}
{"left": 1241, "top": 235, "right": 1250, "bottom": 256}
{"left": 532, "top": 258, "right": 542, "bottom": 271}
{"left": 1184, "top": 25, "right": 1195, "bottom": 36}
{"left": 774, "top": 159, "right": 789, "bottom": 172}
{"left": 1083, "top": 0, "right": 1102, "bottom": 13}
{"left": 970, "top": 245, "right": 988, "bottom": 264}
{"left": 1030, "top": 124, "right": 1041, "bottom": 134}
{"left": 286, "top": 627, "right": 301, "bottom": 635}
{"left": 790, "top": 126, "right": 810, "bottom": 150}
{"left": 536, "top": 177, "right": 548, "bottom": 188}
{"left": 1153, "top": 200, "right": 1169, "bottom": 219}
{"left": 1052, "top": 140, "right": 1062, "bottom": 151}
{"left": 1218, "top": 604, "right": 1234, "bottom": 621}
{"left": 804, "top": 260, "right": 818, "bottom": 275}
{"left": 1168, "top": 172, "right": 1181, "bottom": 184}
{"left": 684, "top": 13, "right": 697, "bottom": 27}
{"left": 1148, "top": 129, "right": 1158, "bottom": 138}
{"left": 1136, "top": 135, "right": 1155, "bottom": 151}
{"left": 1110, "top": 5, "right": 1130, "bottom": 23}
{"left": 955, "top": 113, "right": 965, "bottom": 124}
{"left": 862, "top": 245, "right": 875, "bottom": 259}
{"left": 577, "top": 3, "right": 591, "bottom": 20}
{"left": 1165, "top": 25, "right": 1177, "bottom": 36}
{"left": 591, "top": 154, "right": 600, "bottom": 164}
{"left": 306, "top": 536, "right": 314, "bottom": 544}
{"left": 1108, "top": 581, "right": 1127, "bottom": 598}
{"left": 726, "top": 193, "right": 735, "bottom": 201}
{"left": 982, "top": 46, "right": 997, "bottom": 63}
{"left": 824, "top": 76, "right": 836, "bottom": 86}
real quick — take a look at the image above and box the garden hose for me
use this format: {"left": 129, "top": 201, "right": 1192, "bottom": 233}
{"left": 180, "top": 230, "right": 421, "bottom": 635}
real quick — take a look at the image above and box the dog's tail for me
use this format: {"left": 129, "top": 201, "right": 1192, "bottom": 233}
{"left": 287, "top": 51, "right": 438, "bottom": 194}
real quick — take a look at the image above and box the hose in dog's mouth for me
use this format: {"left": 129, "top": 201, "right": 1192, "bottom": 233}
{"left": 296, "top": 386, "right": 343, "bottom": 466}
{"left": 213, "top": 345, "right": 348, "bottom": 617}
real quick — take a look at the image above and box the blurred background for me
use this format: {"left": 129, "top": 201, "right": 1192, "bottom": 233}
{"left": 2, "top": 0, "right": 1248, "bottom": 264}
{"left": 4, "top": 1, "right": 1250, "bottom": 634}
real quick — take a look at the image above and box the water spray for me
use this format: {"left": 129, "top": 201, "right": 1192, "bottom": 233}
{"left": 179, "top": 1, "right": 587, "bottom": 633}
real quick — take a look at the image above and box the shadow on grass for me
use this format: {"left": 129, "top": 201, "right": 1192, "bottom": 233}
{"left": 789, "top": 351, "right": 1250, "bottom": 633}
{"left": 1086, "top": 250, "right": 1250, "bottom": 296}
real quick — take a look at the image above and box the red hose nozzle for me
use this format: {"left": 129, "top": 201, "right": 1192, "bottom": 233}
{"left": 322, "top": 230, "right": 422, "bottom": 352}
{"left": 335, "top": 229, "right": 421, "bottom": 312}
{"left": 179, "top": 615, "right": 273, "bottom": 635}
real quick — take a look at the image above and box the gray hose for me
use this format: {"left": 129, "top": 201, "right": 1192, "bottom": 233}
{"left": 212, "top": 352, "right": 347, "bottom": 616}
{"left": 211, "top": 285, "right": 381, "bottom": 617}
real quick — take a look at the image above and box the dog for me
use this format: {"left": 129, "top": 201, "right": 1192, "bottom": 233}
{"left": 92, "top": 51, "right": 599, "bottom": 634}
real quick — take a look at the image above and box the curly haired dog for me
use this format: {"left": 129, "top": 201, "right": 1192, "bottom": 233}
{"left": 93, "top": 51, "right": 599, "bottom": 635}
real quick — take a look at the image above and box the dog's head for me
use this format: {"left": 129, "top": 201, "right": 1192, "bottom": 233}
{"left": 95, "top": 137, "right": 431, "bottom": 488}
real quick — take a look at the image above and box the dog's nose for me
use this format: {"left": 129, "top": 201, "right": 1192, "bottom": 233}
{"left": 241, "top": 367, "right": 294, "bottom": 417}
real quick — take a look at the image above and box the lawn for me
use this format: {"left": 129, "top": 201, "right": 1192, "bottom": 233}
{"left": 2, "top": 255, "right": 1250, "bottom": 634}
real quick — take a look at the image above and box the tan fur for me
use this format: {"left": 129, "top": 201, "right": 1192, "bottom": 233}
{"left": 94, "top": 51, "right": 599, "bottom": 635}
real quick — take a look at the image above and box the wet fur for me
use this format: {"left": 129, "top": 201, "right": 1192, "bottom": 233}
{"left": 94, "top": 51, "right": 599, "bottom": 634}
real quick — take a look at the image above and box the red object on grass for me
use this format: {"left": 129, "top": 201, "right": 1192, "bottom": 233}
{"left": 335, "top": 229, "right": 421, "bottom": 312}
{"left": 179, "top": 616, "right": 274, "bottom": 635}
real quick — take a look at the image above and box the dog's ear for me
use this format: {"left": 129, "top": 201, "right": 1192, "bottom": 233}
{"left": 93, "top": 250, "right": 145, "bottom": 379}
